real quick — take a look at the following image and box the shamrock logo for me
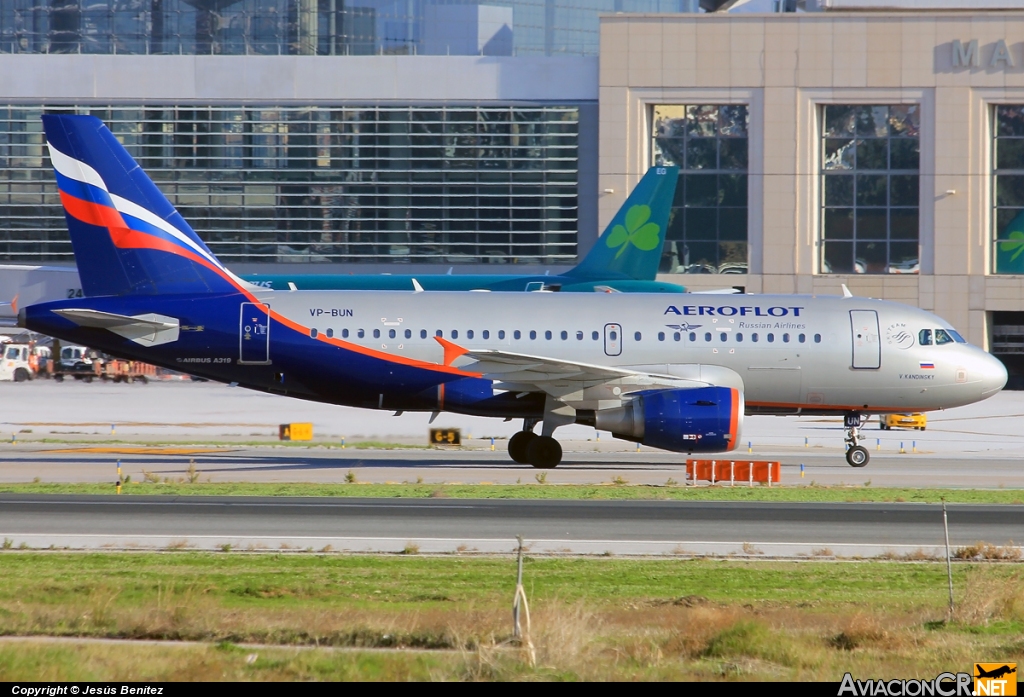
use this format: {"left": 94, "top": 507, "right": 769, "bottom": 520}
{"left": 606, "top": 204, "right": 661, "bottom": 259}
{"left": 999, "top": 229, "right": 1024, "bottom": 263}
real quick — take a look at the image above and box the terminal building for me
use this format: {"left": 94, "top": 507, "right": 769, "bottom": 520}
{"left": 2, "top": 0, "right": 1024, "bottom": 381}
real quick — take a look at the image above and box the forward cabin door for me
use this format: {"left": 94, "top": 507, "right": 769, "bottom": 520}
{"left": 850, "top": 310, "right": 880, "bottom": 369}
{"left": 240, "top": 302, "right": 271, "bottom": 364}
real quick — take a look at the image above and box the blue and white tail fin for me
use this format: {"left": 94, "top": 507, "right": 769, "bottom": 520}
{"left": 567, "top": 166, "right": 679, "bottom": 281}
{"left": 43, "top": 114, "right": 252, "bottom": 297}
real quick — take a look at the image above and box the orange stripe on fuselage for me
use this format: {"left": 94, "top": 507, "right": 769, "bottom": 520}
{"left": 60, "top": 190, "right": 482, "bottom": 380}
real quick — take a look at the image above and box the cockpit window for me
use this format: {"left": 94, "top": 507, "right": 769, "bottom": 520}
{"left": 918, "top": 329, "right": 932, "bottom": 346}
{"left": 934, "top": 329, "right": 954, "bottom": 345}
{"left": 947, "top": 329, "right": 967, "bottom": 343}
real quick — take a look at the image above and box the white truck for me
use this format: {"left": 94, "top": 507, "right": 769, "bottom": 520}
{"left": 0, "top": 343, "right": 35, "bottom": 382}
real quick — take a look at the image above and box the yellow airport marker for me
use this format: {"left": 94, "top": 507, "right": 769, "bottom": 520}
{"left": 490, "top": 437, "right": 495, "bottom": 451}
{"left": 900, "top": 442, "right": 906, "bottom": 454}
{"left": 748, "top": 441, "right": 752, "bottom": 454}
{"left": 876, "top": 438, "right": 880, "bottom": 451}
{"left": 341, "top": 437, "right": 345, "bottom": 449}
{"left": 116, "top": 460, "right": 122, "bottom": 495}
{"left": 804, "top": 437, "right": 808, "bottom": 448}
{"left": 110, "top": 423, "right": 116, "bottom": 436}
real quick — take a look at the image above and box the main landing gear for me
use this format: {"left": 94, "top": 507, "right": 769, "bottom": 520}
{"left": 509, "top": 398, "right": 574, "bottom": 469}
{"left": 844, "top": 412, "right": 869, "bottom": 467}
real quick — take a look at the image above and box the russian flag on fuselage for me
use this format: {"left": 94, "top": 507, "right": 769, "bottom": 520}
{"left": 42, "top": 114, "right": 249, "bottom": 297}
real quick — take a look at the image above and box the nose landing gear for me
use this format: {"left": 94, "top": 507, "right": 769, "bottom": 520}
{"left": 844, "top": 412, "right": 870, "bottom": 467}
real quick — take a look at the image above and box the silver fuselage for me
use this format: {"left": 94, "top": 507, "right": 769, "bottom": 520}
{"left": 262, "top": 290, "right": 1007, "bottom": 415}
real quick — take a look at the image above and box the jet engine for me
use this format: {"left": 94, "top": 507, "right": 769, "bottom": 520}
{"left": 591, "top": 386, "right": 742, "bottom": 453}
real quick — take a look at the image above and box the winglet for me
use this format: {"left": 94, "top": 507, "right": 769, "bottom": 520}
{"left": 841, "top": 284, "right": 853, "bottom": 298}
{"left": 434, "top": 335, "right": 470, "bottom": 366}
{"left": 411, "top": 278, "right": 424, "bottom": 293}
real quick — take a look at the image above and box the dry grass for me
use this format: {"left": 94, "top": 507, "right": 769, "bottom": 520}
{"left": 953, "top": 542, "right": 1023, "bottom": 561}
{"left": 953, "top": 569, "right": 1024, "bottom": 625}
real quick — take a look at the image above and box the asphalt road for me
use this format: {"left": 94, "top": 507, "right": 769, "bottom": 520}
{"left": 1, "top": 494, "right": 1020, "bottom": 557}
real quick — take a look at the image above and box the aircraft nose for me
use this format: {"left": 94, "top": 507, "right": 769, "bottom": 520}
{"left": 978, "top": 351, "right": 1008, "bottom": 398}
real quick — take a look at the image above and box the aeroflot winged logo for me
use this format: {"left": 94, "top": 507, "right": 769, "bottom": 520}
{"left": 607, "top": 204, "right": 661, "bottom": 259}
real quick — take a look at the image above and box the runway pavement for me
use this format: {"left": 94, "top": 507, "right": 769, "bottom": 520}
{"left": 0, "top": 494, "right": 1020, "bottom": 557}
{"left": 1, "top": 380, "right": 1023, "bottom": 486}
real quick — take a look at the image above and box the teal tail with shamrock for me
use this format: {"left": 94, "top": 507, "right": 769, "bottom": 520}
{"left": 996, "top": 210, "right": 1024, "bottom": 274}
{"left": 568, "top": 166, "right": 679, "bottom": 281}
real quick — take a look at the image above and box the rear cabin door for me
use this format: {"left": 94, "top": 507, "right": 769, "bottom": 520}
{"left": 604, "top": 323, "right": 622, "bottom": 356}
{"left": 849, "top": 310, "right": 880, "bottom": 369}
{"left": 240, "top": 302, "right": 271, "bottom": 364}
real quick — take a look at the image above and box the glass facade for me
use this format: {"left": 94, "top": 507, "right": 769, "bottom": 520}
{"left": 651, "top": 104, "right": 748, "bottom": 274}
{"left": 0, "top": 104, "right": 580, "bottom": 264}
{"left": 0, "top": 0, "right": 696, "bottom": 57}
{"left": 820, "top": 104, "right": 920, "bottom": 275}
{"left": 993, "top": 105, "right": 1024, "bottom": 275}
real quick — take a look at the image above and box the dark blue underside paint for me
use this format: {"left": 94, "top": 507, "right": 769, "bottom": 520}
{"left": 23, "top": 293, "right": 542, "bottom": 419}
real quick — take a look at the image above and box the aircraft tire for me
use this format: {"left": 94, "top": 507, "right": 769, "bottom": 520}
{"left": 846, "top": 446, "right": 869, "bottom": 468}
{"left": 508, "top": 431, "right": 536, "bottom": 464}
{"left": 527, "top": 436, "right": 562, "bottom": 469}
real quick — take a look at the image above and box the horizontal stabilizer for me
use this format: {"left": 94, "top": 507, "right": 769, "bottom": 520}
{"left": 53, "top": 308, "right": 180, "bottom": 347}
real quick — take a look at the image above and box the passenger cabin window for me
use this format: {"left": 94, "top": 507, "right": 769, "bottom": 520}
{"left": 388, "top": 329, "right": 396, "bottom": 339}
{"left": 405, "top": 329, "right": 412, "bottom": 339}
{"left": 358, "top": 329, "right": 365, "bottom": 338}
{"left": 435, "top": 330, "right": 442, "bottom": 337}
{"left": 635, "top": 332, "right": 642, "bottom": 341}
{"left": 689, "top": 332, "right": 696, "bottom": 342}
{"left": 919, "top": 329, "right": 932, "bottom": 346}
{"left": 342, "top": 329, "right": 350, "bottom": 338}
{"left": 704, "top": 332, "right": 712, "bottom": 342}
{"left": 451, "top": 330, "right": 458, "bottom": 339}
{"left": 592, "top": 331, "right": 599, "bottom": 340}
{"left": 514, "top": 330, "right": 521, "bottom": 340}
{"left": 576, "top": 331, "right": 583, "bottom": 340}
{"left": 610, "top": 330, "right": 618, "bottom": 341}
{"left": 814, "top": 334, "right": 821, "bottom": 343}
{"left": 498, "top": 330, "right": 506, "bottom": 340}
{"left": 736, "top": 333, "right": 743, "bottom": 342}
{"left": 561, "top": 331, "right": 568, "bottom": 340}
{"left": 719, "top": 333, "right": 727, "bottom": 342}
{"left": 935, "top": 329, "right": 953, "bottom": 345}
{"left": 420, "top": 330, "right": 427, "bottom": 339}
{"left": 482, "top": 330, "right": 490, "bottom": 340}
{"left": 752, "top": 333, "right": 758, "bottom": 342}
{"left": 783, "top": 333, "right": 790, "bottom": 343}
{"left": 373, "top": 329, "right": 380, "bottom": 339}
{"left": 545, "top": 330, "right": 552, "bottom": 340}
{"left": 798, "top": 333, "right": 805, "bottom": 343}
{"left": 530, "top": 330, "right": 537, "bottom": 340}
{"left": 658, "top": 332, "right": 665, "bottom": 341}
{"left": 326, "top": 328, "right": 334, "bottom": 338}
{"left": 310, "top": 328, "right": 318, "bottom": 338}
{"left": 767, "top": 333, "right": 775, "bottom": 343}
{"left": 674, "top": 332, "right": 681, "bottom": 341}
{"left": 467, "top": 330, "right": 474, "bottom": 339}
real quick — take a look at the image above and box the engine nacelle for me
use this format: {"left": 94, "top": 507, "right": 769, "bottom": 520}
{"left": 593, "top": 386, "right": 742, "bottom": 453}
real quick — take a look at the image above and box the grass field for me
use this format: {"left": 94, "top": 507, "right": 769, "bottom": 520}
{"left": 0, "top": 552, "right": 1022, "bottom": 680}
{"left": 2, "top": 480, "right": 1023, "bottom": 504}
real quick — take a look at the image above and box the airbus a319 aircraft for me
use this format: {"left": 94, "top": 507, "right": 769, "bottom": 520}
{"left": 21, "top": 116, "right": 1008, "bottom": 469}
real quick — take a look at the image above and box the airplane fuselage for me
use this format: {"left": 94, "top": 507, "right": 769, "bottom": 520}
{"left": 24, "top": 291, "right": 1007, "bottom": 419}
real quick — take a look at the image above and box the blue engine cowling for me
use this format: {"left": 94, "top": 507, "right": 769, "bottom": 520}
{"left": 593, "top": 386, "right": 742, "bottom": 453}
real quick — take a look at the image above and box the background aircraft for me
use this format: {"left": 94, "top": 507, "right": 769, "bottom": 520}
{"left": 22, "top": 116, "right": 1007, "bottom": 471}
{"left": 0, "top": 166, "right": 684, "bottom": 327}
{"left": 243, "top": 166, "right": 685, "bottom": 293}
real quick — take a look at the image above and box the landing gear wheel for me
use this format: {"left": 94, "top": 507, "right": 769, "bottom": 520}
{"left": 527, "top": 436, "right": 562, "bottom": 469}
{"left": 846, "top": 445, "right": 869, "bottom": 468}
{"left": 508, "top": 431, "right": 536, "bottom": 464}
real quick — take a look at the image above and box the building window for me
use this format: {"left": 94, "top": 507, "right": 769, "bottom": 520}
{"left": 820, "top": 105, "right": 920, "bottom": 274}
{"left": 993, "top": 106, "right": 1024, "bottom": 273}
{"left": 0, "top": 104, "right": 579, "bottom": 264}
{"left": 652, "top": 104, "right": 748, "bottom": 274}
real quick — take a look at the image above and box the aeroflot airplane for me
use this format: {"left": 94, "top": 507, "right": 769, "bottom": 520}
{"left": 20, "top": 116, "right": 1008, "bottom": 469}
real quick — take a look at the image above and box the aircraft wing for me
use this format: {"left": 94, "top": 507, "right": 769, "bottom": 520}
{"left": 52, "top": 309, "right": 180, "bottom": 347}
{"left": 451, "top": 346, "right": 711, "bottom": 403}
